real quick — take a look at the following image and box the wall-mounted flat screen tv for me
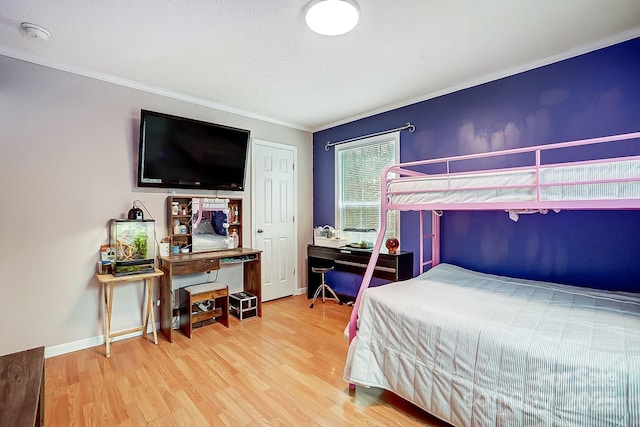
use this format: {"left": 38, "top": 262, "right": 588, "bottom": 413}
{"left": 137, "top": 110, "right": 250, "bottom": 191}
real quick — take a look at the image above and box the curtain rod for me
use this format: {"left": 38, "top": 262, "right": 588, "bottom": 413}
{"left": 324, "top": 122, "right": 416, "bottom": 151}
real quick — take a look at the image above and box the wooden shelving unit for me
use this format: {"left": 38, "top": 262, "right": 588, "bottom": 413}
{"left": 166, "top": 196, "right": 192, "bottom": 251}
{"left": 227, "top": 199, "right": 243, "bottom": 248}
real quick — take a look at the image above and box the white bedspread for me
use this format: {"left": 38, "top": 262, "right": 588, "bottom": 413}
{"left": 343, "top": 264, "right": 640, "bottom": 426}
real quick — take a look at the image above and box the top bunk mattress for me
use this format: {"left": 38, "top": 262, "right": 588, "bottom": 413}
{"left": 387, "top": 158, "right": 640, "bottom": 207}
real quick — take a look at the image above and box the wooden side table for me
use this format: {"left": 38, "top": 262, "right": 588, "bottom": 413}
{"left": 95, "top": 269, "right": 164, "bottom": 357}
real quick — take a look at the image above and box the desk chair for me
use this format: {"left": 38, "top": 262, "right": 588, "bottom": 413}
{"left": 310, "top": 265, "right": 340, "bottom": 308}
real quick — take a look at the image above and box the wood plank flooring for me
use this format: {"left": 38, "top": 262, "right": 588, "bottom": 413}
{"left": 45, "top": 295, "right": 450, "bottom": 426}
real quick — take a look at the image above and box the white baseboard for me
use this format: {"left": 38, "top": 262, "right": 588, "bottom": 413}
{"left": 44, "top": 291, "right": 308, "bottom": 358}
{"left": 44, "top": 323, "right": 159, "bottom": 358}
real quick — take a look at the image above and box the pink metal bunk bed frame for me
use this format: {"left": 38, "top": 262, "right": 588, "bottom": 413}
{"left": 347, "top": 131, "right": 640, "bottom": 343}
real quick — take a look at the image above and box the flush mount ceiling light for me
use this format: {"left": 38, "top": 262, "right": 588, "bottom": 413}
{"left": 305, "top": 0, "right": 359, "bottom": 36}
{"left": 20, "top": 22, "right": 51, "bottom": 41}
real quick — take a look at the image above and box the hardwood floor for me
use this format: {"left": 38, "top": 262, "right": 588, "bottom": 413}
{"left": 45, "top": 295, "right": 450, "bottom": 426}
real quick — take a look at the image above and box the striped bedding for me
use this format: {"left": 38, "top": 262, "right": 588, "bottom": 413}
{"left": 343, "top": 263, "right": 640, "bottom": 426}
{"left": 387, "top": 159, "right": 640, "bottom": 205}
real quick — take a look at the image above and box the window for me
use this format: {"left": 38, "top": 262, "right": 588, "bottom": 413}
{"left": 335, "top": 132, "right": 399, "bottom": 242}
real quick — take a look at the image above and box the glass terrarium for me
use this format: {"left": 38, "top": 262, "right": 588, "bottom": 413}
{"left": 342, "top": 228, "right": 378, "bottom": 249}
{"left": 109, "top": 219, "right": 156, "bottom": 276}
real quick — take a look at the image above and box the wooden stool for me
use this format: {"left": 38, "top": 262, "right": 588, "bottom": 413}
{"left": 180, "top": 282, "right": 229, "bottom": 338}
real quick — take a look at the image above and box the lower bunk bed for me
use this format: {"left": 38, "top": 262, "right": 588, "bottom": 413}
{"left": 344, "top": 263, "right": 640, "bottom": 426}
{"left": 343, "top": 131, "right": 640, "bottom": 426}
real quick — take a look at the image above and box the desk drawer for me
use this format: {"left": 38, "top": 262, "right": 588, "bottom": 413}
{"left": 172, "top": 258, "right": 220, "bottom": 275}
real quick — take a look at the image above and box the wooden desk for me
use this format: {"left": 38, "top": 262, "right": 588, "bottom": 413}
{"left": 307, "top": 245, "right": 413, "bottom": 299}
{"left": 159, "top": 248, "right": 262, "bottom": 342}
{"left": 0, "top": 346, "right": 45, "bottom": 427}
{"left": 95, "top": 269, "right": 164, "bottom": 357}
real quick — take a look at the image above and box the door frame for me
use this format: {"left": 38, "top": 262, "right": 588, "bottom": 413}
{"left": 251, "top": 138, "right": 299, "bottom": 297}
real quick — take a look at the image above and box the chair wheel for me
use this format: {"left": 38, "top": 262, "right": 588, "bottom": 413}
{"left": 310, "top": 303, "right": 314, "bottom": 309}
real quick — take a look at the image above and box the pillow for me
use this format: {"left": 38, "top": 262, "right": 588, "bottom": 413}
{"left": 212, "top": 211, "right": 228, "bottom": 235}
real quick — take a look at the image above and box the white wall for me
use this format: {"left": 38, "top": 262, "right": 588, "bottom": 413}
{"left": 0, "top": 55, "right": 313, "bottom": 356}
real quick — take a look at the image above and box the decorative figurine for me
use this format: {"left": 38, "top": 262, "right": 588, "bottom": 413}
{"left": 385, "top": 237, "right": 400, "bottom": 254}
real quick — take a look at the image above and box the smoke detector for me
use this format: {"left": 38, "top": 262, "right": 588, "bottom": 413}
{"left": 20, "top": 22, "right": 51, "bottom": 41}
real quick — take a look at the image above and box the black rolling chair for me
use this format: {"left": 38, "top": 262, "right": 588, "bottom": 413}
{"left": 310, "top": 265, "right": 340, "bottom": 308}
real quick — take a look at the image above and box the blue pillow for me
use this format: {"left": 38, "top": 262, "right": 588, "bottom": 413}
{"left": 212, "top": 211, "right": 228, "bottom": 235}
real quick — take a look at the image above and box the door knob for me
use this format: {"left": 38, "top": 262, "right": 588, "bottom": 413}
{"left": 257, "top": 228, "right": 264, "bottom": 233}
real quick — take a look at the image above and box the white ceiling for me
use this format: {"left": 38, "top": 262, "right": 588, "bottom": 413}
{"left": 1, "top": 1, "right": 639, "bottom": 132}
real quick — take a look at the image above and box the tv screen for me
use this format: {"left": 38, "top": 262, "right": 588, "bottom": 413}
{"left": 137, "top": 110, "right": 250, "bottom": 191}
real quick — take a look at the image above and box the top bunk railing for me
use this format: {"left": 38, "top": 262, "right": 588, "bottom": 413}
{"left": 382, "top": 131, "right": 640, "bottom": 212}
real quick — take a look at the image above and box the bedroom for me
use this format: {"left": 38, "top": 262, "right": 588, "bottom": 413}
{"left": 1, "top": 1, "right": 640, "bottom": 425}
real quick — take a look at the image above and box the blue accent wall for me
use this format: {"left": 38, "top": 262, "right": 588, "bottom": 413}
{"left": 313, "top": 37, "right": 640, "bottom": 295}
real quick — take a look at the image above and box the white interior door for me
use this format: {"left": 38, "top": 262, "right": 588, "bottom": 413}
{"left": 252, "top": 140, "right": 297, "bottom": 301}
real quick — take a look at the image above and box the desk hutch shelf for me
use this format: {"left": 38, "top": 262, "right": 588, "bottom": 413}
{"left": 166, "top": 195, "right": 243, "bottom": 251}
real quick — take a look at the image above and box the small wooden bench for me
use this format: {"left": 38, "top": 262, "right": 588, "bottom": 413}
{"left": 179, "top": 282, "right": 229, "bottom": 338}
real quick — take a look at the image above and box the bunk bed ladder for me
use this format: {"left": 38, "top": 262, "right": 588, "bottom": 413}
{"left": 419, "top": 210, "right": 441, "bottom": 273}
{"left": 347, "top": 207, "right": 389, "bottom": 390}
{"left": 348, "top": 206, "right": 390, "bottom": 346}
